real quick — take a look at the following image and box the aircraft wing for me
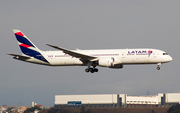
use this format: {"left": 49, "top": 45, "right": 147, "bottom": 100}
{"left": 7, "top": 54, "right": 31, "bottom": 59}
{"left": 46, "top": 44, "right": 97, "bottom": 62}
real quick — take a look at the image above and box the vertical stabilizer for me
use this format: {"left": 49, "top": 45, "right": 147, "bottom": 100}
{"left": 13, "top": 29, "right": 48, "bottom": 63}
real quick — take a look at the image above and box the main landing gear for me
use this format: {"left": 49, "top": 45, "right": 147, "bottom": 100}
{"left": 157, "top": 63, "right": 161, "bottom": 70}
{"left": 85, "top": 66, "right": 98, "bottom": 73}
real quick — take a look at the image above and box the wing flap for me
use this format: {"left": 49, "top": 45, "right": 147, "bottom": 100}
{"left": 45, "top": 44, "right": 97, "bottom": 61}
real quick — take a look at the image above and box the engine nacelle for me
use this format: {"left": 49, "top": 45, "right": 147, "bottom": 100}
{"left": 98, "top": 57, "right": 123, "bottom": 69}
{"left": 98, "top": 57, "right": 114, "bottom": 67}
{"left": 109, "top": 64, "right": 123, "bottom": 69}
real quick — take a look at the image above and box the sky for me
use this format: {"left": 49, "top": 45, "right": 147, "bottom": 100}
{"left": 0, "top": 0, "right": 180, "bottom": 106}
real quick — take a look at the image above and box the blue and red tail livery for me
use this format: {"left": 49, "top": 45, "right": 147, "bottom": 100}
{"left": 13, "top": 29, "right": 48, "bottom": 63}
{"left": 14, "top": 30, "right": 36, "bottom": 48}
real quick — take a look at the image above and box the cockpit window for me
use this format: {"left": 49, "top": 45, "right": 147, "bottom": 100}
{"left": 163, "top": 53, "right": 168, "bottom": 55}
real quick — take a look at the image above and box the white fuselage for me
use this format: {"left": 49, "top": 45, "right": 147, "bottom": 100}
{"left": 37, "top": 48, "right": 172, "bottom": 67}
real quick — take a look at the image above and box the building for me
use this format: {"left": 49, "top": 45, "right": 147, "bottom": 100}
{"left": 163, "top": 93, "right": 180, "bottom": 106}
{"left": 35, "top": 104, "right": 43, "bottom": 109}
{"left": 54, "top": 93, "right": 180, "bottom": 108}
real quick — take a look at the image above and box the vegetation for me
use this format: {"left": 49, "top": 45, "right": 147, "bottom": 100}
{"left": 24, "top": 106, "right": 42, "bottom": 113}
{"left": 167, "top": 104, "right": 180, "bottom": 113}
{"left": 174, "top": 110, "right": 180, "bottom": 113}
{"left": 41, "top": 106, "right": 169, "bottom": 113}
{"left": 151, "top": 109, "right": 156, "bottom": 113}
{"left": 41, "top": 106, "right": 91, "bottom": 113}
{"left": 79, "top": 106, "right": 91, "bottom": 113}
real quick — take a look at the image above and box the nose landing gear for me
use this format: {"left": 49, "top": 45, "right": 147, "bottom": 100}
{"left": 157, "top": 66, "right": 160, "bottom": 70}
{"left": 157, "top": 63, "right": 161, "bottom": 70}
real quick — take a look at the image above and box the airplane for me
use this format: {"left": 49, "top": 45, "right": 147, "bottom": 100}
{"left": 8, "top": 29, "right": 172, "bottom": 73}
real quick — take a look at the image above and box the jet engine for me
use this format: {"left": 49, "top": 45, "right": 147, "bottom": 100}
{"left": 98, "top": 57, "right": 123, "bottom": 69}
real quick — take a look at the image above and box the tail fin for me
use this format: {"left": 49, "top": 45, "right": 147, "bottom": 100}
{"left": 13, "top": 29, "right": 48, "bottom": 63}
{"left": 13, "top": 29, "right": 40, "bottom": 55}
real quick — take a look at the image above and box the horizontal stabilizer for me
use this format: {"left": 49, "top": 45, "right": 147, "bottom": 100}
{"left": 7, "top": 53, "right": 31, "bottom": 59}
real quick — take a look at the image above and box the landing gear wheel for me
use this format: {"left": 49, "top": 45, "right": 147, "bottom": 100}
{"left": 85, "top": 68, "right": 90, "bottom": 73}
{"left": 157, "top": 67, "right": 160, "bottom": 70}
{"left": 94, "top": 68, "right": 98, "bottom": 72}
{"left": 85, "top": 66, "right": 98, "bottom": 73}
{"left": 90, "top": 68, "right": 94, "bottom": 73}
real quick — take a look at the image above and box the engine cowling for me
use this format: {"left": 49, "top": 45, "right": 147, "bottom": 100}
{"left": 109, "top": 64, "right": 123, "bottom": 69}
{"left": 98, "top": 57, "right": 123, "bottom": 69}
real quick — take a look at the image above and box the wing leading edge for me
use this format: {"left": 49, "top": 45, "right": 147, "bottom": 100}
{"left": 45, "top": 44, "right": 97, "bottom": 62}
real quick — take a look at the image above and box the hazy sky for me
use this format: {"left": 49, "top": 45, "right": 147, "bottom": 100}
{"left": 1, "top": 0, "right": 180, "bottom": 106}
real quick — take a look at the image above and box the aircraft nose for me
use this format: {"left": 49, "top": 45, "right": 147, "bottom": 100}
{"left": 169, "top": 56, "right": 173, "bottom": 61}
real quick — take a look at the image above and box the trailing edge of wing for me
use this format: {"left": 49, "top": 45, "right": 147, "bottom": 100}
{"left": 45, "top": 44, "right": 97, "bottom": 61}
{"left": 7, "top": 53, "right": 31, "bottom": 59}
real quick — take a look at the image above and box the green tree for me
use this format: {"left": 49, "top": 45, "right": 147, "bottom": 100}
{"left": 167, "top": 104, "right": 180, "bottom": 113}
{"left": 151, "top": 109, "right": 156, "bottom": 113}
{"left": 175, "top": 110, "right": 180, "bottom": 113}
{"left": 86, "top": 109, "right": 91, "bottom": 113}
{"left": 46, "top": 108, "right": 70, "bottom": 113}
{"left": 80, "top": 106, "right": 86, "bottom": 113}
{"left": 24, "top": 106, "right": 42, "bottom": 113}
{"left": 80, "top": 106, "right": 91, "bottom": 113}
